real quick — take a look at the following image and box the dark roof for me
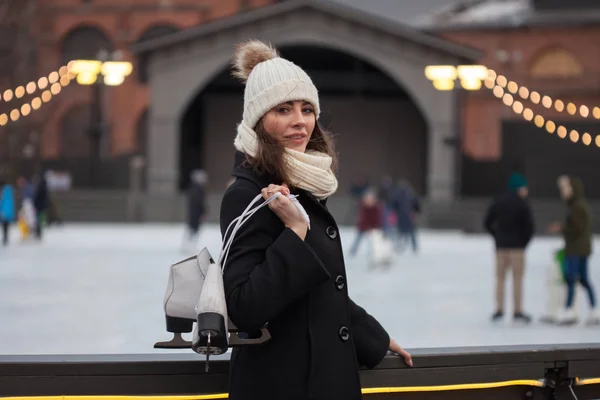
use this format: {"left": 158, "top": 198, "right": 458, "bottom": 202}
{"left": 417, "top": 0, "right": 600, "bottom": 31}
{"left": 131, "top": 0, "right": 480, "bottom": 61}
{"left": 327, "top": 0, "right": 460, "bottom": 26}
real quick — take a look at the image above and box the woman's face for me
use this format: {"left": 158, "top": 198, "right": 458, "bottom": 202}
{"left": 262, "top": 100, "right": 315, "bottom": 153}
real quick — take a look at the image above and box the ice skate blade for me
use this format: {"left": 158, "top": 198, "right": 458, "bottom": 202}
{"left": 229, "top": 327, "right": 272, "bottom": 346}
{"left": 154, "top": 333, "right": 192, "bottom": 349}
{"left": 557, "top": 319, "right": 579, "bottom": 326}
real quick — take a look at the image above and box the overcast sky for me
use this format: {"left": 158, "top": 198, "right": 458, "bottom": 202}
{"left": 328, "top": 0, "right": 460, "bottom": 25}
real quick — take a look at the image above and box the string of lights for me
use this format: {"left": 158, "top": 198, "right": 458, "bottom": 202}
{"left": 484, "top": 69, "right": 600, "bottom": 147}
{"left": 1, "top": 65, "right": 72, "bottom": 104}
{"left": 0, "top": 68, "right": 73, "bottom": 127}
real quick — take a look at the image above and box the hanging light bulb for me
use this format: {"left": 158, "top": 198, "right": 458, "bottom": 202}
{"left": 534, "top": 115, "right": 545, "bottom": 128}
{"left": 10, "top": 109, "right": 20, "bottom": 121}
{"left": 518, "top": 86, "right": 529, "bottom": 100}
{"left": 555, "top": 100, "right": 565, "bottom": 112}
{"left": 493, "top": 85, "right": 504, "bottom": 98}
{"left": 513, "top": 101, "right": 524, "bottom": 114}
{"left": 26, "top": 82, "right": 36, "bottom": 94}
{"left": 542, "top": 96, "right": 553, "bottom": 108}
{"left": 503, "top": 93, "right": 514, "bottom": 106}
{"left": 580, "top": 105, "right": 590, "bottom": 118}
{"left": 583, "top": 133, "right": 592, "bottom": 146}
{"left": 38, "top": 77, "right": 48, "bottom": 90}
{"left": 31, "top": 97, "right": 42, "bottom": 110}
{"left": 546, "top": 120, "right": 556, "bottom": 134}
{"left": 570, "top": 130, "right": 580, "bottom": 143}
{"left": 15, "top": 86, "right": 25, "bottom": 98}
{"left": 557, "top": 126, "right": 567, "bottom": 138}
{"left": 21, "top": 103, "right": 31, "bottom": 116}
{"left": 530, "top": 91, "right": 541, "bottom": 104}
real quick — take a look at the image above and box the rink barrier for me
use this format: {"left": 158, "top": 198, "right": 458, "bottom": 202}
{"left": 2, "top": 343, "right": 600, "bottom": 400}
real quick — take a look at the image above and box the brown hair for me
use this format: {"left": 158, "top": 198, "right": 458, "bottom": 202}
{"left": 243, "top": 119, "right": 339, "bottom": 189}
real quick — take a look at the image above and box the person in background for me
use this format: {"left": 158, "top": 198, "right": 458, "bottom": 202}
{"left": 33, "top": 172, "right": 49, "bottom": 240}
{"left": 391, "top": 179, "right": 420, "bottom": 253}
{"left": 0, "top": 177, "right": 16, "bottom": 246}
{"left": 484, "top": 172, "right": 534, "bottom": 324}
{"left": 547, "top": 175, "right": 599, "bottom": 325}
{"left": 349, "top": 189, "right": 382, "bottom": 257}
{"left": 181, "top": 169, "right": 208, "bottom": 253}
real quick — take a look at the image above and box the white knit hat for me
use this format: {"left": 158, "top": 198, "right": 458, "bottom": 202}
{"left": 232, "top": 40, "right": 320, "bottom": 129}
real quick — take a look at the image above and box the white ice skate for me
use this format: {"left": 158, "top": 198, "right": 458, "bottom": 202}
{"left": 585, "top": 308, "right": 600, "bottom": 326}
{"left": 156, "top": 192, "right": 306, "bottom": 369}
{"left": 369, "top": 229, "right": 394, "bottom": 268}
{"left": 556, "top": 307, "right": 579, "bottom": 326}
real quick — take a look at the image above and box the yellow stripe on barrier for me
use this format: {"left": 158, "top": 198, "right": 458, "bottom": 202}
{"left": 578, "top": 378, "right": 600, "bottom": 386}
{"left": 362, "top": 380, "right": 544, "bottom": 394}
{"left": 0, "top": 380, "right": 548, "bottom": 400}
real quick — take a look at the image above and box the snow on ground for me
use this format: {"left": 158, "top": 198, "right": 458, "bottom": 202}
{"left": 0, "top": 223, "right": 598, "bottom": 355}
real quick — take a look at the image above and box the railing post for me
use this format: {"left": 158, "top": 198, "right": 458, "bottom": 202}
{"left": 544, "top": 362, "right": 576, "bottom": 400}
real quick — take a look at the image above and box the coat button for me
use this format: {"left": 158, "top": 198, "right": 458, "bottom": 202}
{"left": 338, "top": 326, "right": 350, "bottom": 342}
{"left": 326, "top": 226, "right": 338, "bottom": 240}
{"left": 335, "top": 275, "right": 345, "bottom": 290}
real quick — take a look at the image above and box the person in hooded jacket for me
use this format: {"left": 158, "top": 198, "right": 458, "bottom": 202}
{"left": 484, "top": 173, "right": 534, "bottom": 324}
{"left": 219, "top": 40, "right": 412, "bottom": 400}
{"left": 548, "top": 175, "right": 599, "bottom": 325}
{"left": 0, "top": 177, "right": 16, "bottom": 245}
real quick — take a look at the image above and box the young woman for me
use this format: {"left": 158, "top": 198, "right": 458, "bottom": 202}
{"left": 220, "top": 40, "right": 412, "bottom": 400}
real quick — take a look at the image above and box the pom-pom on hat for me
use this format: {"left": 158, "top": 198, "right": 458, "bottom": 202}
{"left": 231, "top": 40, "right": 320, "bottom": 129}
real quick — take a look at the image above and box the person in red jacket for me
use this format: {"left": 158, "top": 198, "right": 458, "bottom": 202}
{"left": 349, "top": 189, "right": 383, "bottom": 256}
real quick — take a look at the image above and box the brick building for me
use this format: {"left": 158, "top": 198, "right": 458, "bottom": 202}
{"left": 0, "top": 0, "right": 276, "bottom": 187}
{"left": 425, "top": 0, "right": 600, "bottom": 199}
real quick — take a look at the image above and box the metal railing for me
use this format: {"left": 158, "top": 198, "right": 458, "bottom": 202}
{"left": 1, "top": 343, "right": 600, "bottom": 399}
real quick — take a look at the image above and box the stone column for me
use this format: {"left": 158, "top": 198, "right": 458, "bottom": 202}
{"left": 426, "top": 91, "right": 459, "bottom": 202}
{"left": 144, "top": 113, "right": 183, "bottom": 221}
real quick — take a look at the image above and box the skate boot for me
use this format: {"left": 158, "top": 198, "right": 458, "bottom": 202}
{"left": 585, "top": 308, "right": 600, "bottom": 326}
{"left": 513, "top": 312, "right": 532, "bottom": 325}
{"left": 557, "top": 307, "right": 579, "bottom": 326}
{"left": 491, "top": 310, "right": 503, "bottom": 322}
{"left": 154, "top": 248, "right": 213, "bottom": 349}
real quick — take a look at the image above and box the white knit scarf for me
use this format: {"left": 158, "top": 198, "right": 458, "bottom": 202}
{"left": 234, "top": 122, "right": 338, "bottom": 199}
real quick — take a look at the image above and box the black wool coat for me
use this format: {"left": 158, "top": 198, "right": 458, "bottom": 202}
{"left": 220, "top": 151, "right": 390, "bottom": 400}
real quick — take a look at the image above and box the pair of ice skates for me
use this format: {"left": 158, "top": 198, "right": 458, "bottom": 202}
{"left": 539, "top": 250, "right": 600, "bottom": 326}
{"left": 155, "top": 192, "right": 310, "bottom": 370}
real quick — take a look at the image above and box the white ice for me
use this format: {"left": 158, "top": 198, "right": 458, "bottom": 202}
{"left": 0, "top": 223, "right": 598, "bottom": 355}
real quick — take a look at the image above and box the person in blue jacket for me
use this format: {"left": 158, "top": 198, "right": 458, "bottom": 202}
{"left": 0, "top": 177, "right": 16, "bottom": 245}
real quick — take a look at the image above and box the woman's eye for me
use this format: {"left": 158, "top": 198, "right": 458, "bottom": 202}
{"left": 303, "top": 107, "right": 314, "bottom": 113}
{"left": 277, "top": 107, "right": 290, "bottom": 113}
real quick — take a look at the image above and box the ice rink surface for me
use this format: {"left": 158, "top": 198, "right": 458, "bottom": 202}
{"left": 0, "top": 223, "right": 598, "bottom": 355}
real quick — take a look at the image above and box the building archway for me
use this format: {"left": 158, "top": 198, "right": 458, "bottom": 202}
{"left": 179, "top": 45, "right": 429, "bottom": 194}
{"left": 134, "top": 0, "right": 480, "bottom": 222}
{"left": 61, "top": 25, "right": 114, "bottom": 64}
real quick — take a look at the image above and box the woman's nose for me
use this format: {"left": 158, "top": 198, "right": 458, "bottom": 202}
{"left": 292, "top": 108, "right": 306, "bottom": 126}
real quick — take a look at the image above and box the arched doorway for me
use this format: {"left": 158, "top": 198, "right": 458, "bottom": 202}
{"left": 61, "top": 25, "right": 114, "bottom": 63}
{"left": 178, "top": 45, "right": 428, "bottom": 194}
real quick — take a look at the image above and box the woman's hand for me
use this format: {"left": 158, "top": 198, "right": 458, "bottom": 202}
{"left": 262, "top": 183, "right": 308, "bottom": 240}
{"left": 389, "top": 338, "right": 413, "bottom": 367}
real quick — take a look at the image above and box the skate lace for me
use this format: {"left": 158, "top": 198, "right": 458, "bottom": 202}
{"left": 219, "top": 192, "right": 292, "bottom": 271}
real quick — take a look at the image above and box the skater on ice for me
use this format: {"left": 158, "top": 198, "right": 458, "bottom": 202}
{"left": 547, "top": 175, "right": 599, "bottom": 325}
{"left": 484, "top": 172, "right": 535, "bottom": 324}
